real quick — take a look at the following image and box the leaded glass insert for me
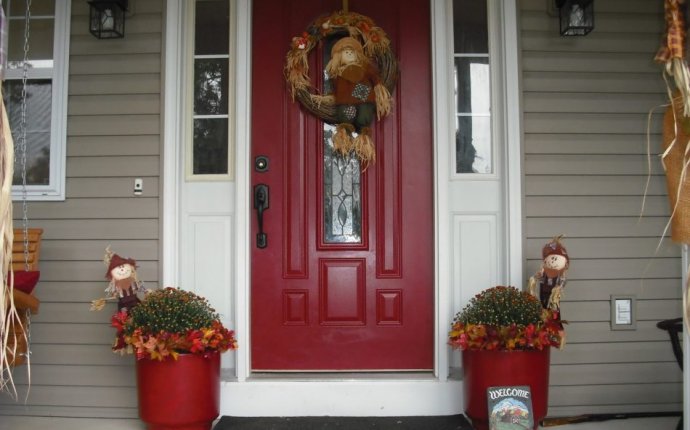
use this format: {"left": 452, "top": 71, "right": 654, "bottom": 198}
{"left": 324, "top": 124, "right": 362, "bottom": 243}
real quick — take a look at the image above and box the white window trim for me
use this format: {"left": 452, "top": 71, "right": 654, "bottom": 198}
{"left": 9, "top": 1, "right": 69, "bottom": 201}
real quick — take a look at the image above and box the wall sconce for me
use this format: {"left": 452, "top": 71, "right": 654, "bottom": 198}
{"left": 88, "top": 0, "right": 128, "bottom": 39}
{"left": 556, "top": 0, "right": 594, "bottom": 36}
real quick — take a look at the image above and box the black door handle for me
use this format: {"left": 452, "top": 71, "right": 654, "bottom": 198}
{"left": 254, "top": 184, "right": 269, "bottom": 248}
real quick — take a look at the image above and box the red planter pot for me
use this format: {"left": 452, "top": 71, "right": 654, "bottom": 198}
{"left": 462, "top": 348, "right": 550, "bottom": 430}
{"left": 136, "top": 352, "right": 221, "bottom": 430}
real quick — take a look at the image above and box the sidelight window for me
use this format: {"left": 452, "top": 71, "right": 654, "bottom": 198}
{"left": 453, "top": 0, "right": 492, "bottom": 174}
{"left": 188, "top": 0, "right": 233, "bottom": 179}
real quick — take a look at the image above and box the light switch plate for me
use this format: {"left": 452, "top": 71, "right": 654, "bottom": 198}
{"left": 610, "top": 295, "right": 636, "bottom": 330}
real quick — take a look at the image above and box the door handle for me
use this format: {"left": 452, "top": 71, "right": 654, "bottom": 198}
{"left": 254, "top": 184, "right": 269, "bottom": 248}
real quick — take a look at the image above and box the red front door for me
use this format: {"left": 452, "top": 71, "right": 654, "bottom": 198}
{"left": 251, "top": 0, "right": 433, "bottom": 371}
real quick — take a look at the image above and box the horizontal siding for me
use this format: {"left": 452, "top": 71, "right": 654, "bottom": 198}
{"left": 38, "top": 223, "right": 158, "bottom": 240}
{"left": 519, "top": 0, "right": 682, "bottom": 417}
{"left": 15, "top": 198, "right": 159, "bottom": 219}
{"left": 525, "top": 133, "right": 657, "bottom": 155}
{"left": 526, "top": 176, "right": 667, "bottom": 196}
{"left": 525, "top": 196, "right": 670, "bottom": 216}
{"left": 69, "top": 94, "right": 160, "bottom": 115}
{"left": 523, "top": 52, "right": 661, "bottom": 74}
{"left": 549, "top": 383, "right": 682, "bottom": 408}
{"left": 69, "top": 74, "right": 161, "bottom": 96}
{"left": 0, "top": 0, "right": 163, "bottom": 419}
{"left": 69, "top": 135, "right": 159, "bottom": 157}
{"left": 523, "top": 72, "right": 666, "bottom": 94}
{"left": 10, "top": 365, "right": 136, "bottom": 387}
{"left": 30, "top": 344, "right": 131, "bottom": 366}
{"left": 551, "top": 362, "right": 682, "bottom": 385}
{"left": 69, "top": 114, "right": 160, "bottom": 136}
{"left": 525, "top": 216, "right": 673, "bottom": 237}
{"left": 525, "top": 155, "right": 665, "bottom": 175}
{"left": 520, "top": 0, "right": 661, "bottom": 15}
{"left": 551, "top": 341, "right": 679, "bottom": 365}
{"left": 524, "top": 113, "right": 662, "bottom": 134}
{"left": 67, "top": 156, "right": 160, "bottom": 177}
{"left": 38, "top": 281, "right": 161, "bottom": 302}
{"left": 526, "top": 237, "right": 678, "bottom": 259}
{"left": 70, "top": 54, "right": 161, "bottom": 75}
{"left": 524, "top": 92, "right": 668, "bottom": 114}
{"left": 67, "top": 177, "right": 160, "bottom": 198}
{"left": 0, "top": 386, "right": 137, "bottom": 408}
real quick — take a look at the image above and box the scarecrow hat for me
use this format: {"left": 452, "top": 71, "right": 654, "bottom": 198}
{"left": 542, "top": 236, "right": 569, "bottom": 266}
{"left": 106, "top": 254, "right": 137, "bottom": 279}
{"left": 331, "top": 36, "right": 364, "bottom": 56}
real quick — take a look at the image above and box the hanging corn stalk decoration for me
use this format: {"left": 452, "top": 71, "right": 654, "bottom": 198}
{"left": 0, "top": 92, "right": 19, "bottom": 397}
{"left": 655, "top": 0, "right": 690, "bottom": 327}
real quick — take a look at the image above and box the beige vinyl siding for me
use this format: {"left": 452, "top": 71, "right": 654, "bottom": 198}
{"left": 0, "top": 0, "right": 162, "bottom": 418}
{"left": 520, "top": 0, "right": 683, "bottom": 416}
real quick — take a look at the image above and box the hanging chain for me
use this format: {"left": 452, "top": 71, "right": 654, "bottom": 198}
{"left": 20, "top": 0, "right": 31, "bottom": 271}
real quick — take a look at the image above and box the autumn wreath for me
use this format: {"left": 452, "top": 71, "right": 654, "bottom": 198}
{"left": 285, "top": 10, "right": 398, "bottom": 165}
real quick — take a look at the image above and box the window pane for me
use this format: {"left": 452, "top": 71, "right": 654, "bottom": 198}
{"left": 455, "top": 57, "right": 490, "bottom": 114}
{"left": 456, "top": 115, "right": 491, "bottom": 174}
{"left": 194, "top": 59, "right": 229, "bottom": 115}
{"left": 8, "top": 18, "right": 54, "bottom": 63}
{"left": 5, "top": 0, "right": 54, "bottom": 17}
{"left": 195, "top": 0, "right": 229, "bottom": 55}
{"left": 193, "top": 118, "right": 228, "bottom": 175}
{"left": 453, "top": 0, "right": 488, "bottom": 54}
{"left": 3, "top": 79, "right": 51, "bottom": 185}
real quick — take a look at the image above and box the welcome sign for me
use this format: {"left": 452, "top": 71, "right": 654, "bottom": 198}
{"left": 487, "top": 385, "right": 534, "bottom": 430}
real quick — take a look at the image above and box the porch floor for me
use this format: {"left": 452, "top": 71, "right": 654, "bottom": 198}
{"left": 0, "top": 415, "right": 680, "bottom": 430}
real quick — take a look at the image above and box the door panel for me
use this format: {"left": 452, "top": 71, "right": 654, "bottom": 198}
{"left": 251, "top": 0, "right": 433, "bottom": 371}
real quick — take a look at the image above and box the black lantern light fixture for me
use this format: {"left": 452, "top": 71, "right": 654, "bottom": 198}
{"left": 88, "top": 0, "right": 128, "bottom": 39}
{"left": 556, "top": 0, "right": 594, "bottom": 36}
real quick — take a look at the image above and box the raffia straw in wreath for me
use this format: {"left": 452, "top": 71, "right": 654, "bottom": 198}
{"left": 284, "top": 10, "right": 398, "bottom": 126}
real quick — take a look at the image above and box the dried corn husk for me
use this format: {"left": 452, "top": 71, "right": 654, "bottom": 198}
{"left": 0, "top": 93, "right": 20, "bottom": 397}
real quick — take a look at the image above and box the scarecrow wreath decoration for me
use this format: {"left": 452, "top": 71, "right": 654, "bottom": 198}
{"left": 285, "top": 10, "right": 398, "bottom": 167}
{"left": 655, "top": 0, "right": 690, "bottom": 326}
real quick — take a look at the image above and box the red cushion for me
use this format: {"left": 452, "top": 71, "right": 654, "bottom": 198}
{"left": 10, "top": 271, "right": 40, "bottom": 294}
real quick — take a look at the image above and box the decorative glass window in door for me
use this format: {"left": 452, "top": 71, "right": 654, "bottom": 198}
{"left": 453, "top": 0, "right": 491, "bottom": 174}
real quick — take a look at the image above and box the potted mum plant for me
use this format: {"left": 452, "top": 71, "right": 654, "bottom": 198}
{"left": 449, "top": 286, "right": 563, "bottom": 430}
{"left": 111, "top": 287, "right": 238, "bottom": 430}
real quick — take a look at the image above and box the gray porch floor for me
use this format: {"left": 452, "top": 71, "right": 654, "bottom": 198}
{"left": 0, "top": 416, "right": 680, "bottom": 430}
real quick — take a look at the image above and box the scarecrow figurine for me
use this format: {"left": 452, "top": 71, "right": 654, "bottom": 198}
{"left": 529, "top": 235, "right": 569, "bottom": 312}
{"left": 90, "top": 246, "right": 145, "bottom": 312}
{"left": 325, "top": 36, "right": 392, "bottom": 166}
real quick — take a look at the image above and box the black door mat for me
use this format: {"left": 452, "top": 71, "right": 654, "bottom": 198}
{"left": 215, "top": 415, "right": 473, "bottom": 430}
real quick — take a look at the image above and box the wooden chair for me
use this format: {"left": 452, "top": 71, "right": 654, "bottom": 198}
{"left": 6, "top": 228, "right": 43, "bottom": 366}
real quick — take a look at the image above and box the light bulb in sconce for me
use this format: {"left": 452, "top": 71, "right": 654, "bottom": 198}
{"left": 568, "top": 4, "right": 584, "bottom": 27}
{"left": 101, "top": 9, "right": 115, "bottom": 31}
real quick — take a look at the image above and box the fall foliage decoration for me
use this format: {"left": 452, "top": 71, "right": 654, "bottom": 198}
{"left": 449, "top": 286, "right": 564, "bottom": 351}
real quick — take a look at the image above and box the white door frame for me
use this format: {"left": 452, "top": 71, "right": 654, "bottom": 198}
{"left": 162, "top": 0, "right": 523, "bottom": 416}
